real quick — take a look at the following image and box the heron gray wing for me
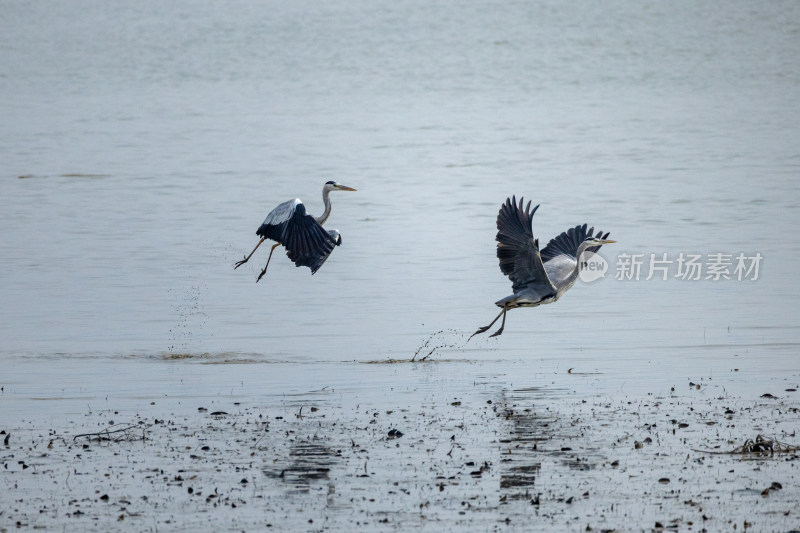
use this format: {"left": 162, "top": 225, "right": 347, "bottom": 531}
{"left": 281, "top": 204, "right": 338, "bottom": 274}
{"left": 540, "top": 224, "right": 610, "bottom": 262}
{"left": 256, "top": 198, "right": 302, "bottom": 242}
{"left": 496, "top": 196, "right": 557, "bottom": 294}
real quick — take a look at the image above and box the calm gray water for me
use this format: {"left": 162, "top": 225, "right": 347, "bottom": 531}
{"left": 1, "top": 0, "right": 799, "bottom": 412}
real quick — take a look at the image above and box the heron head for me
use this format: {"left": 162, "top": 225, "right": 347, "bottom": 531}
{"left": 324, "top": 180, "right": 357, "bottom": 192}
{"left": 585, "top": 235, "right": 616, "bottom": 246}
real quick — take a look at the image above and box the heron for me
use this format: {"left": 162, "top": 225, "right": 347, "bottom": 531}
{"left": 471, "top": 196, "right": 615, "bottom": 338}
{"left": 234, "top": 181, "right": 356, "bottom": 281}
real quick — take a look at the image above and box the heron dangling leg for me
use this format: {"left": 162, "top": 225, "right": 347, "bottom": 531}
{"left": 489, "top": 307, "right": 508, "bottom": 337}
{"left": 235, "top": 237, "right": 266, "bottom": 269}
{"left": 256, "top": 243, "right": 281, "bottom": 282}
{"left": 469, "top": 306, "right": 507, "bottom": 340}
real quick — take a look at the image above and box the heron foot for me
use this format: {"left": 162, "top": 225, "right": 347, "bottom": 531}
{"left": 256, "top": 267, "right": 268, "bottom": 282}
{"left": 468, "top": 326, "right": 491, "bottom": 340}
{"left": 488, "top": 326, "right": 505, "bottom": 338}
{"left": 234, "top": 256, "right": 248, "bottom": 269}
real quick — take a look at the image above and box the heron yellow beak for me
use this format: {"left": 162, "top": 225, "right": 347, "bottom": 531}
{"left": 600, "top": 239, "right": 616, "bottom": 244}
{"left": 337, "top": 185, "right": 357, "bottom": 191}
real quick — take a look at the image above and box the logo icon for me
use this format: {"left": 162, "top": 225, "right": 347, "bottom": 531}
{"left": 579, "top": 251, "right": 608, "bottom": 283}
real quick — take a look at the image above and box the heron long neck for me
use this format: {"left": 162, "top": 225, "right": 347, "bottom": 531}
{"left": 316, "top": 187, "right": 332, "bottom": 225}
{"left": 562, "top": 241, "right": 596, "bottom": 291}
{"left": 575, "top": 241, "right": 597, "bottom": 274}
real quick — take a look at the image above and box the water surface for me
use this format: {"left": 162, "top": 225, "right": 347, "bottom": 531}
{"left": 1, "top": 0, "right": 799, "bottom": 424}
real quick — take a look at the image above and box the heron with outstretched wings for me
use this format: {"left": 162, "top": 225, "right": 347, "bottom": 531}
{"left": 471, "top": 196, "right": 615, "bottom": 338}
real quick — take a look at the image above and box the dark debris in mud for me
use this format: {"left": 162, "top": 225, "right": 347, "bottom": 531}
{"left": 2, "top": 386, "right": 800, "bottom": 531}
{"left": 693, "top": 434, "right": 800, "bottom": 456}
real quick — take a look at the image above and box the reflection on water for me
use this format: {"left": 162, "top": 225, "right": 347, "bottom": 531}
{"left": 264, "top": 438, "right": 339, "bottom": 495}
{"left": 495, "top": 386, "right": 614, "bottom": 503}
{"left": 500, "top": 463, "right": 540, "bottom": 494}
{"left": 496, "top": 388, "right": 555, "bottom": 499}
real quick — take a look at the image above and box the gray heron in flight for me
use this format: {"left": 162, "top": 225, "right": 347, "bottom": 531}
{"left": 471, "top": 196, "right": 615, "bottom": 338}
{"left": 234, "top": 181, "right": 356, "bottom": 281}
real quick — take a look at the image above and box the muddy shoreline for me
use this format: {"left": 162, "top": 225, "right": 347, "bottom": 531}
{"left": 3, "top": 365, "right": 799, "bottom": 532}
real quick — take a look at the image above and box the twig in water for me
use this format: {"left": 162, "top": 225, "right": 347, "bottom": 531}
{"left": 253, "top": 429, "right": 269, "bottom": 449}
{"left": 73, "top": 424, "right": 147, "bottom": 442}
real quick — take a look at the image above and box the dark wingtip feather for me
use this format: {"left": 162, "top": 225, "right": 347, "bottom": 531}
{"left": 541, "top": 222, "right": 610, "bottom": 263}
